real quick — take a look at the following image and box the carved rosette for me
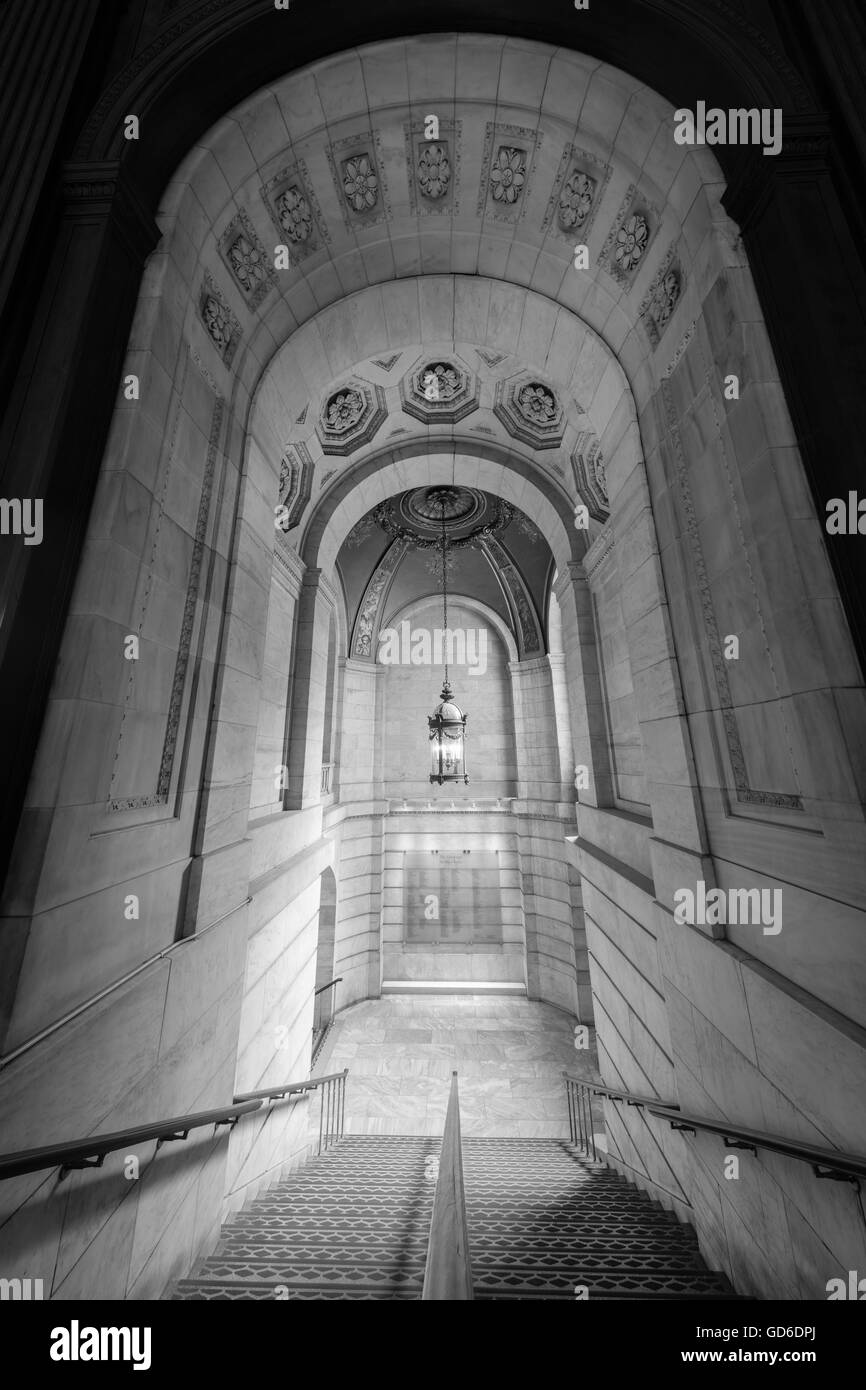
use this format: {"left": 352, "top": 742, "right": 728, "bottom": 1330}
{"left": 493, "top": 373, "right": 565, "bottom": 450}
{"left": 639, "top": 251, "right": 685, "bottom": 346}
{"left": 218, "top": 208, "right": 276, "bottom": 312}
{"left": 400, "top": 358, "right": 479, "bottom": 425}
{"left": 198, "top": 271, "right": 241, "bottom": 366}
{"left": 261, "top": 160, "right": 329, "bottom": 266}
{"left": 317, "top": 378, "right": 388, "bottom": 457}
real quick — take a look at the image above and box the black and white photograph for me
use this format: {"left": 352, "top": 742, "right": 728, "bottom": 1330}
{"left": 0, "top": 0, "right": 864, "bottom": 1363}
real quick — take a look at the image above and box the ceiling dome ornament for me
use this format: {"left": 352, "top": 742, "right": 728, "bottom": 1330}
{"left": 373, "top": 488, "right": 513, "bottom": 550}
{"left": 198, "top": 271, "right": 241, "bottom": 366}
{"left": 493, "top": 373, "right": 565, "bottom": 450}
{"left": 342, "top": 154, "right": 379, "bottom": 213}
{"left": 317, "top": 378, "right": 388, "bottom": 457}
{"left": 401, "top": 357, "right": 479, "bottom": 425}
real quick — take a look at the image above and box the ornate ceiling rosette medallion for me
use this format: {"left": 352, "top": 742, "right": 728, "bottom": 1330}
{"left": 261, "top": 158, "right": 330, "bottom": 267}
{"left": 198, "top": 271, "right": 241, "bottom": 366}
{"left": 493, "top": 372, "right": 565, "bottom": 450}
{"left": 373, "top": 487, "right": 514, "bottom": 551}
{"left": 639, "top": 246, "right": 685, "bottom": 346}
{"left": 571, "top": 431, "right": 609, "bottom": 523}
{"left": 598, "top": 185, "right": 659, "bottom": 287}
{"left": 326, "top": 131, "right": 390, "bottom": 231}
{"left": 400, "top": 357, "right": 479, "bottom": 425}
{"left": 477, "top": 122, "right": 543, "bottom": 223}
{"left": 317, "top": 378, "right": 388, "bottom": 457}
{"left": 217, "top": 208, "right": 276, "bottom": 312}
{"left": 541, "top": 145, "right": 612, "bottom": 245}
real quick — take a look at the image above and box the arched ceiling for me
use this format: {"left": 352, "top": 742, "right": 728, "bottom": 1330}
{"left": 336, "top": 486, "right": 555, "bottom": 663}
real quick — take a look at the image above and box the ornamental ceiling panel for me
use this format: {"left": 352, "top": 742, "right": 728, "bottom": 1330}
{"left": 316, "top": 377, "right": 388, "bottom": 455}
{"left": 404, "top": 119, "right": 463, "bottom": 217}
{"left": 217, "top": 207, "right": 277, "bottom": 312}
{"left": 261, "top": 157, "right": 331, "bottom": 267}
{"left": 400, "top": 356, "right": 479, "bottom": 425}
{"left": 493, "top": 372, "right": 565, "bottom": 451}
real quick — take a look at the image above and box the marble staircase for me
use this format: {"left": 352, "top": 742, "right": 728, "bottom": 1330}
{"left": 171, "top": 1135, "right": 736, "bottom": 1301}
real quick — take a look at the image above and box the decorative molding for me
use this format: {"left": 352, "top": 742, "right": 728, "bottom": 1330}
{"left": 476, "top": 349, "right": 507, "bottom": 369}
{"left": 582, "top": 525, "right": 616, "bottom": 580}
{"left": 662, "top": 319, "right": 698, "bottom": 379}
{"left": 352, "top": 538, "right": 408, "bottom": 658}
{"left": 483, "top": 537, "right": 542, "bottom": 655}
{"left": 372, "top": 353, "right": 402, "bottom": 373}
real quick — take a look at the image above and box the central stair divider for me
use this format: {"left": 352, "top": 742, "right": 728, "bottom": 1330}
{"left": 422, "top": 1071, "right": 473, "bottom": 1301}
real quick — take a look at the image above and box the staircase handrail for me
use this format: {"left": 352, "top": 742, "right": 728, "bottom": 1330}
{"left": 422, "top": 1070, "right": 474, "bottom": 1300}
{"left": 0, "top": 1070, "right": 350, "bottom": 1181}
{"left": 562, "top": 1072, "right": 866, "bottom": 1184}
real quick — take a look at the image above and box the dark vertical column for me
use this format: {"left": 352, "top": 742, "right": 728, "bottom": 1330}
{"left": 0, "top": 165, "right": 160, "bottom": 889}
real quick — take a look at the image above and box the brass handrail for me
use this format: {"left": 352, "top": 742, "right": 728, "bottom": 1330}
{"left": 563, "top": 1072, "right": 866, "bottom": 1184}
{"left": 422, "top": 1071, "right": 473, "bottom": 1300}
{"left": 0, "top": 1070, "right": 350, "bottom": 1181}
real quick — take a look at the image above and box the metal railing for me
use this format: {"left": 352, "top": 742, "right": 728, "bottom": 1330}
{"left": 422, "top": 1071, "right": 473, "bottom": 1300}
{"left": 311, "top": 977, "right": 342, "bottom": 1066}
{"left": 0, "top": 1070, "right": 350, "bottom": 1181}
{"left": 563, "top": 1074, "right": 679, "bottom": 1161}
{"left": 563, "top": 1072, "right": 866, "bottom": 1185}
{"left": 235, "top": 1069, "right": 348, "bottom": 1156}
{"left": 321, "top": 762, "right": 335, "bottom": 794}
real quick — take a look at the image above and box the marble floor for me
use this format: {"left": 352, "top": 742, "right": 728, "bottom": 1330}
{"left": 313, "top": 995, "right": 601, "bottom": 1138}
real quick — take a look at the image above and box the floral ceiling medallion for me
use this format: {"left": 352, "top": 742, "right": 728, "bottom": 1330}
{"left": 559, "top": 170, "right": 595, "bottom": 230}
{"left": 401, "top": 358, "right": 479, "bottom": 425}
{"left": 494, "top": 373, "right": 565, "bottom": 450}
{"left": 615, "top": 213, "right": 649, "bottom": 274}
{"left": 317, "top": 378, "right": 388, "bottom": 457}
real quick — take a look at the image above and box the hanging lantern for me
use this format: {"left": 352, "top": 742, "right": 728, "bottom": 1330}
{"left": 427, "top": 488, "right": 469, "bottom": 785}
{"left": 429, "top": 680, "right": 468, "bottom": 784}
